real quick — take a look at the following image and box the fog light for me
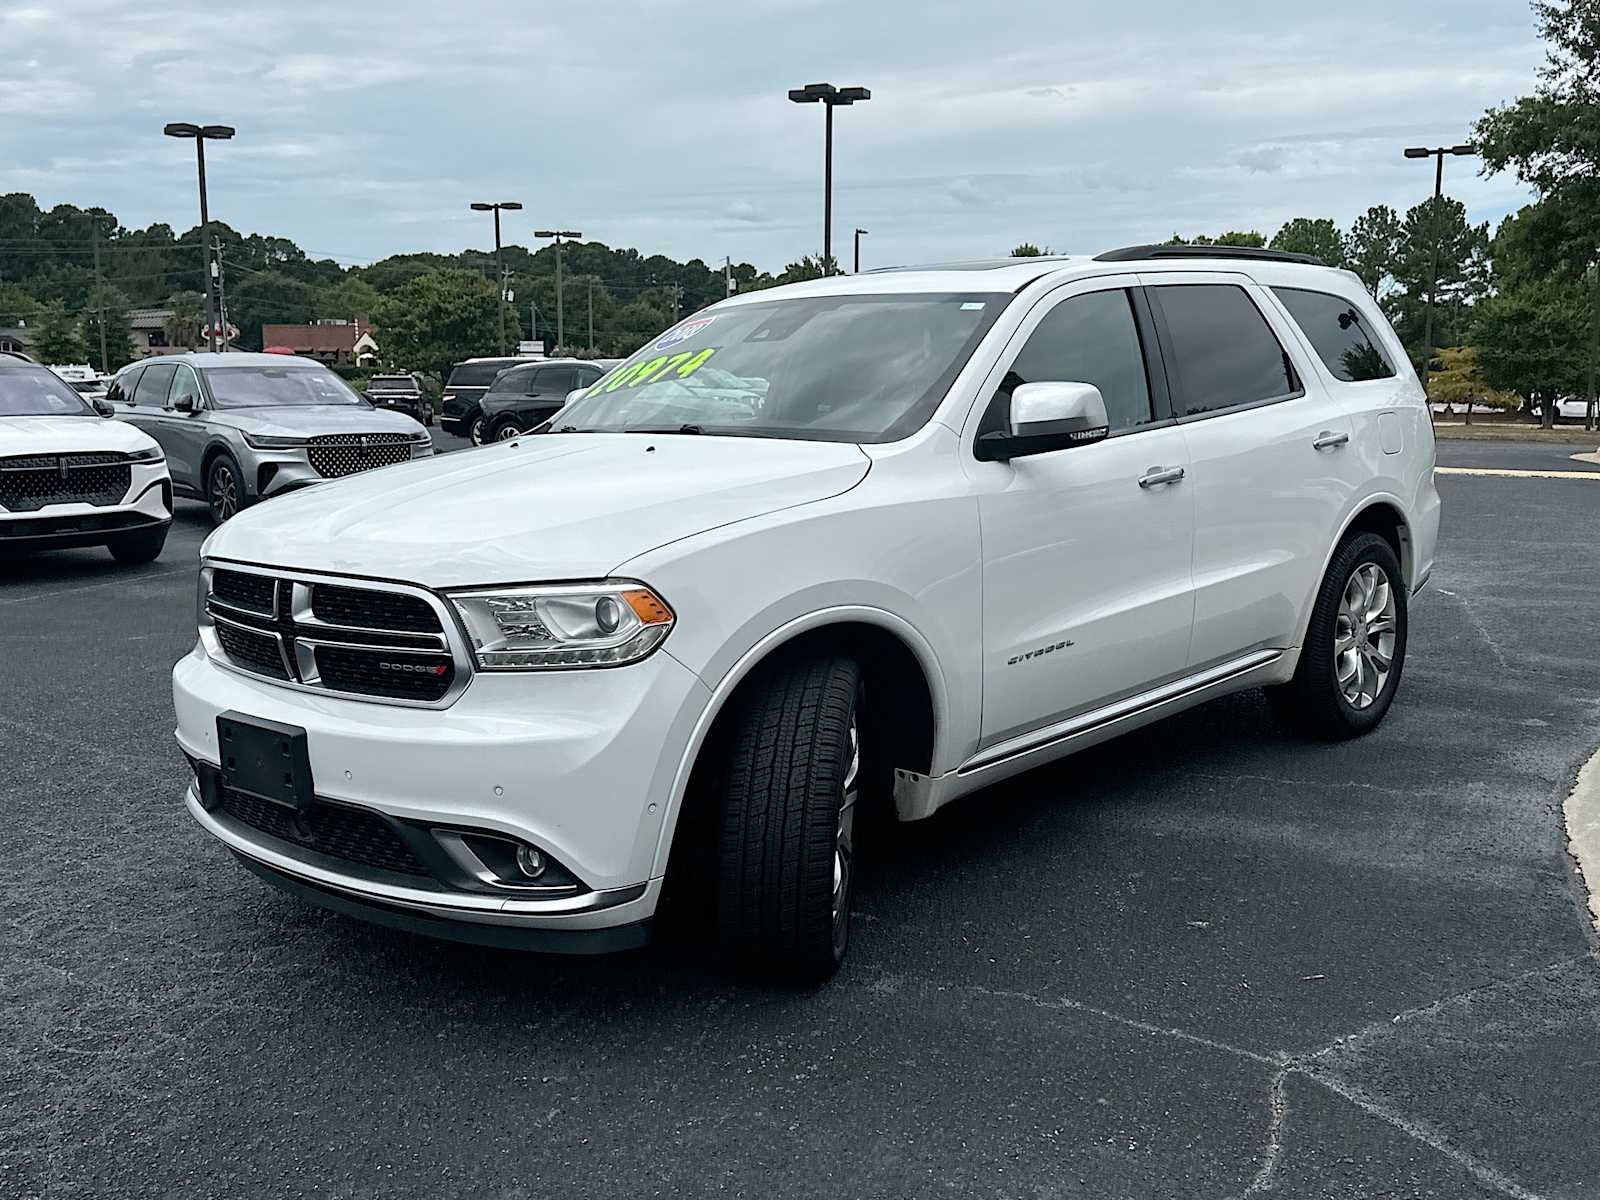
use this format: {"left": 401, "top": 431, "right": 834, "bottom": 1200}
{"left": 515, "top": 844, "right": 545, "bottom": 878}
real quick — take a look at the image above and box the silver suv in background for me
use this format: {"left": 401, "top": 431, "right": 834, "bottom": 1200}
{"left": 109, "top": 353, "right": 432, "bottom": 525}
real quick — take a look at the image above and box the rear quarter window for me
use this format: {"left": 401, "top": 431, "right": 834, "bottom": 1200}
{"left": 1272, "top": 287, "right": 1397, "bottom": 382}
{"left": 447, "top": 362, "right": 509, "bottom": 388}
{"left": 1151, "top": 284, "right": 1300, "bottom": 417}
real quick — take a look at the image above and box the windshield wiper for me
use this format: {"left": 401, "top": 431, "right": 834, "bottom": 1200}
{"left": 624, "top": 423, "right": 706, "bottom": 435}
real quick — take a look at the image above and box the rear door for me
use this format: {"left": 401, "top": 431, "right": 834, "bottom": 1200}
{"left": 1142, "top": 273, "right": 1360, "bottom": 668}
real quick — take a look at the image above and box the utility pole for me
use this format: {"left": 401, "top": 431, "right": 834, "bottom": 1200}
{"left": 212, "top": 237, "right": 228, "bottom": 351}
{"left": 501, "top": 267, "right": 515, "bottom": 346}
{"left": 534, "top": 230, "right": 582, "bottom": 350}
{"left": 1587, "top": 254, "right": 1599, "bottom": 433}
{"left": 90, "top": 215, "right": 109, "bottom": 374}
{"left": 853, "top": 228, "right": 868, "bottom": 274}
{"left": 725, "top": 256, "right": 734, "bottom": 296}
{"left": 672, "top": 285, "right": 682, "bottom": 323}
{"left": 587, "top": 278, "right": 594, "bottom": 351}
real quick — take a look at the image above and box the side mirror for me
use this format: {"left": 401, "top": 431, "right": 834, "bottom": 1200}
{"left": 91, "top": 396, "right": 115, "bottom": 417}
{"left": 975, "top": 382, "right": 1110, "bottom": 462}
{"left": 171, "top": 393, "right": 195, "bottom": 413}
{"left": 565, "top": 387, "right": 588, "bottom": 405}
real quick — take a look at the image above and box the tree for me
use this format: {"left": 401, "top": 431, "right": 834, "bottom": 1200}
{"left": 225, "top": 271, "right": 317, "bottom": 351}
{"left": 374, "top": 269, "right": 504, "bottom": 378}
{"left": 1345, "top": 205, "right": 1403, "bottom": 300}
{"left": 317, "top": 276, "right": 383, "bottom": 322}
{"left": 1472, "top": 278, "right": 1591, "bottom": 427}
{"left": 0, "top": 282, "right": 39, "bottom": 325}
{"left": 1270, "top": 218, "right": 1346, "bottom": 266}
{"left": 1426, "top": 346, "right": 1518, "bottom": 424}
{"left": 29, "top": 300, "right": 87, "bottom": 364}
{"left": 81, "top": 284, "right": 134, "bottom": 371}
{"left": 1167, "top": 230, "right": 1266, "bottom": 247}
{"left": 163, "top": 292, "right": 206, "bottom": 351}
{"left": 1010, "top": 243, "right": 1047, "bottom": 257}
{"left": 1389, "top": 196, "right": 1491, "bottom": 366}
{"left": 1476, "top": 0, "right": 1600, "bottom": 428}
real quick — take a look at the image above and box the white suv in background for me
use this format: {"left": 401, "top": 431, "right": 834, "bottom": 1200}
{"left": 174, "top": 245, "right": 1439, "bottom": 981}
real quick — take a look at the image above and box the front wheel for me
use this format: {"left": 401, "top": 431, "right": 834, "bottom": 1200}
{"left": 107, "top": 523, "right": 169, "bottom": 564}
{"left": 715, "top": 654, "right": 862, "bottom": 983}
{"left": 491, "top": 419, "right": 522, "bottom": 442}
{"left": 1269, "top": 532, "right": 1408, "bottom": 739}
{"left": 206, "top": 453, "right": 245, "bottom": 527}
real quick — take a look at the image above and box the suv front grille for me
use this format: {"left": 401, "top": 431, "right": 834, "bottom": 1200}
{"left": 206, "top": 568, "right": 460, "bottom": 704}
{"left": 218, "top": 788, "right": 430, "bottom": 877}
{"left": 0, "top": 452, "right": 131, "bottom": 512}
{"left": 306, "top": 433, "right": 411, "bottom": 479}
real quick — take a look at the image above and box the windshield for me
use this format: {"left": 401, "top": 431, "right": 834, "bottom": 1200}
{"left": 558, "top": 292, "right": 1008, "bottom": 442}
{"left": 203, "top": 366, "right": 369, "bottom": 410}
{"left": 0, "top": 365, "right": 96, "bottom": 417}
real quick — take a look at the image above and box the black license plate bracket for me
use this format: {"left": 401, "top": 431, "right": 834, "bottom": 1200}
{"left": 217, "top": 711, "right": 314, "bottom": 811}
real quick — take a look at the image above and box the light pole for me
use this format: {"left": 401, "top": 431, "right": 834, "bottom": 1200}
{"left": 535, "top": 230, "right": 582, "bottom": 350}
{"left": 1403, "top": 144, "right": 1476, "bottom": 398}
{"left": 471, "top": 201, "right": 522, "bottom": 355}
{"left": 853, "top": 228, "right": 869, "bottom": 273}
{"left": 788, "top": 83, "right": 871, "bottom": 273}
{"left": 163, "top": 122, "right": 234, "bottom": 353}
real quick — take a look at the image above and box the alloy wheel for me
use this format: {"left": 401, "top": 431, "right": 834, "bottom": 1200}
{"left": 469, "top": 417, "right": 487, "bottom": 446}
{"left": 832, "top": 708, "right": 859, "bottom": 957}
{"left": 495, "top": 424, "right": 521, "bottom": 442}
{"left": 210, "top": 462, "right": 239, "bottom": 522}
{"left": 1335, "top": 562, "right": 1396, "bottom": 709}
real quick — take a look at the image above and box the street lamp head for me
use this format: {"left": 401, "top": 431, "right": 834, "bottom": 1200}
{"left": 1449, "top": 144, "right": 1477, "bottom": 156}
{"left": 500, "top": 201, "right": 523, "bottom": 211}
{"left": 1403, "top": 147, "right": 1430, "bottom": 158}
{"left": 835, "top": 86, "right": 871, "bottom": 104}
{"left": 470, "top": 202, "right": 494, "bottom": 211}
{"left": 855, "top": 227, "right": 869, "bottom": 235}
{"left": 201, "top": 125, "right": 235, "bottom": 140}
{"left": 789, "top": 82, "right": 837, "bottom": 103}
{"left": 163, "top": 122, "right": 201, "bottom": 138}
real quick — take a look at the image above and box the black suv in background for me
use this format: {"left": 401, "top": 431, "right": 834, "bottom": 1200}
{"left": 364, "top": 373, "right": 431, "bottom": 425}
{"left": 477, "top": 360, "right": 608, "bottom": 442}
{"left": 439, "top": 357, "right": 542, "bottom": 444}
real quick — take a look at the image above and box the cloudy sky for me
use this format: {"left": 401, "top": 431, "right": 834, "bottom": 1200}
{"left": 0, "top": 0, "right": 1547, "bottom": 273}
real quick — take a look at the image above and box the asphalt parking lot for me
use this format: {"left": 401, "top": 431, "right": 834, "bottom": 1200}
{"left": 3, "top": 436, "right": 1598, "bottom": 1199}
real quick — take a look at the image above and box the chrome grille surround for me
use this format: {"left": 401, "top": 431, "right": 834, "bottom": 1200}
{"left": 200, "top": 561, "right": 473, "bottom": 708}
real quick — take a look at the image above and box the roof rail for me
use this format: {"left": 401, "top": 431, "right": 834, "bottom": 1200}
{"left": 1094, "top": 244, "right": 1324, "bottom": 266}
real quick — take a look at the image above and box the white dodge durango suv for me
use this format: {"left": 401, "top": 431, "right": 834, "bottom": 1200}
{"left": 174, "top": 246, "right": 1440, "bottom": 980}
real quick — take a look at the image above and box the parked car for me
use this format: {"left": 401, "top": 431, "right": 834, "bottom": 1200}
{"left": 1555, "top": 396, "right": 1595, "bottom": 424}
{"left": 174, "top": 246, "right": 1439, "bottom": 981}
{"left": 1, "top": 357, "right": 171, "bottom": 562}
{"left": 477, "top": 359, "right": 608, "bottom": 441}
{"left": 438, "top": 356, "right": 544, "bottom": 444}
{"left": 364, "top": 373, "right": 432, "bottom": 425}
{"left": 108, "top": 352, "right": 431, "bottom": 526}
{"left": 50, "top": 363, "right": 113, "bottom": 404}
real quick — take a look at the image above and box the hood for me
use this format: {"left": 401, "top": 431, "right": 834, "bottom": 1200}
{"left": 211, "top": 405, "right": 425, "bottom": 437}
{"left": 204, "top": 433, "right": 871, "bottom": 586}
{"left": 2, "top": 415, "right": 159, "bottom": 456}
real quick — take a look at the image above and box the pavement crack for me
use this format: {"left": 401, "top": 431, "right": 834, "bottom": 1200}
{"left": 1230, "top": 1066, "right": 1290, "bottom": 1198}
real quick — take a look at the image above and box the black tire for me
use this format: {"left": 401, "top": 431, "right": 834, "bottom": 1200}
{"left": 106, "top": 522, "right": 169, "bottom": 564}
{"left": 490, "top": 418, "right": 522, "bottom": 443}
{"left": 468, "top": 414, "right": 489, "bottom": 446}
{"left": 205, "top": 452, "right": 246, "bottom": 527}
{"left": 715, "top": 654, "right": 862, "bottom": 983}
{"left": 1270, "top": 532, "right": 1408, "bottom": 739}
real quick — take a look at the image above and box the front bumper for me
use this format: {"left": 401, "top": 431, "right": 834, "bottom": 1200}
{"left": 0, "top": 464, "right": 171, "bottom": 549}
{"left": 173, "top": 640, "right": 711, "bottom": 938}
{"left": 246, "top": 443, "right": 434, "bottom": 500}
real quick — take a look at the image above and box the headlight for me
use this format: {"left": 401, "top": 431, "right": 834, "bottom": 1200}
{"left": 243, "top": 433, "right": 311, "bottom": 450}
{"left": 447, "top": 581, "right": 674, "bottom": 669}
{"left": 126, "top": 444, "right": 163, "bottom": 462}
{"left": 408, "top": 430, "right": 432, "bottom": 443}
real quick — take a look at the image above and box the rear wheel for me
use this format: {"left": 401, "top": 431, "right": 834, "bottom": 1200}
{"left": 468, "top": 414, "right": 489, "bottom": 446}
{"left": 106, "top": 523, "right": 169, "bottom": 564}
{"left": 1270, "top": 532, "right": 1408, "bottom": 739}
{"left": 205, "top": 453, "right": 245, "bottom": 526}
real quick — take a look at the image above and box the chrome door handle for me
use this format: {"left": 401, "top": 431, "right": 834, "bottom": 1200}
{"left": 1313, "top": 430, "right": 1350, "bottom": 450}
{"left": 1138, "top": 466, "right": 1185, "bottom": 488}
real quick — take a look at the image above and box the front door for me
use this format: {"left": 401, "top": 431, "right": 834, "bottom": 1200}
{"left": 973, "top": 282, "right": 1196, "bottom": 747}
{"left": 128, "top": 361, "right": 179, "bottom": 475}
{"left": 159, "top": 364, "right": 209, "bottom": 493}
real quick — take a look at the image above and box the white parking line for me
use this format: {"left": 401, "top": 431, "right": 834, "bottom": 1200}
{"left": 1435, "top": 466, "right": 1600, "bottom": 480}
{"left": 1567, "top": 750, "right": 1600, "bottom": 939}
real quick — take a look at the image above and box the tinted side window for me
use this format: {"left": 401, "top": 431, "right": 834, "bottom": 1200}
{"left": 168, "top": 365, "right": 202, "bottom": 410}
{"left": 576, "top": 367, "right": 604, "bottom": 387}
{"left": 537, "top": 367, "right": 577, "bottom": 394}
{"left": 448, "top": 361, "right": 511, "bottom": 388}
{"left": 1152, "top": 285, "right": 1299, "bottom": 417}
{"left": 1272, "top": 287, "right": 1396, "bottom": 382}
{"left": 489, "top": 366, "right": 536, "bottom": 393}
{"left": 984, "top": 289, "right": 1152, "bottom": 436}
{"left": 134, "top": 362, "right": 178, "bottom": 407}
{"left": 109, "top": 365, "right": 143, "bottom": 404}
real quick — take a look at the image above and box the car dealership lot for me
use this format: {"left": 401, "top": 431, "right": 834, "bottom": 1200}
{"left": 3, "top": 440, "right": 1597, "bottom": 1199}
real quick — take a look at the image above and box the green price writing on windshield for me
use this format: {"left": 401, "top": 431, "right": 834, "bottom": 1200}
{"left": 601, "top": 347, "right": 717, "bottom": 393}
